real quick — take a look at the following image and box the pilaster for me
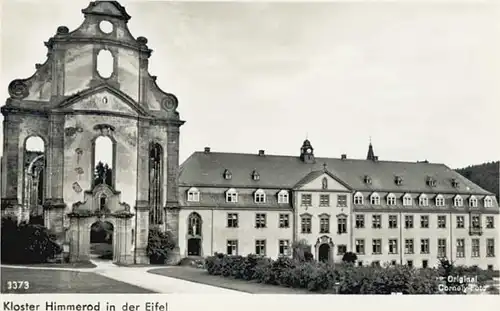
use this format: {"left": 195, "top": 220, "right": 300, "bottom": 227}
{"left": 1, "top": 114, "right": 21, "bottom": 206}
{"left": 134, "top": 200, "right": 150, "bottom": 264}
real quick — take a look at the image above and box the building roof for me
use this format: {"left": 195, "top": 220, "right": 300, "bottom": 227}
{"left": 179, "top": 150, "right": 493, "bottom": 196}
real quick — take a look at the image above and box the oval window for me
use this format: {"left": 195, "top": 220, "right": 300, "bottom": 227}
{"left": 99, "top": 20, "right": 113, "bottom": 34}
{"left": 96, "top": 49, "right": 114, "bottom": 79}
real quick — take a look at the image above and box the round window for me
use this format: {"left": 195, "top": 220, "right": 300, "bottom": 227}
{"left": 99, "top": 20, "right": 113, "bottom": 34}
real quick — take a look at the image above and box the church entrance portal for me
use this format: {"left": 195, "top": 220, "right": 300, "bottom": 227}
{"left": 90, "top": 221, "right": 114, "bottom": 260}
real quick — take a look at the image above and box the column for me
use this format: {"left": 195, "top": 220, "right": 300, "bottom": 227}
{"left": 1, "top": 114, "right": 21, "bottom": 209}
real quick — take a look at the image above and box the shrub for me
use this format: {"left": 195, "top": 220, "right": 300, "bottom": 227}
{"left": 203, "top": 253, "right": 440, "bottom": 294}
{"left": 292, "top": 239, "right": 312, "bottom": 262}
{"left": 342, "top": 252, "right": 358, "bottom": 264}
{"left": 1, "top": 216, "right": 62, "bottom": 264}
{"left": 147, "top": 228, "right": 176, "bottom": 264}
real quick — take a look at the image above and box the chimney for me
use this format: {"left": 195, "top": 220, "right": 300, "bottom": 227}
{"left": 258, "top": 150, "right": 265, "bottom": 156}
{"left": 341, "top": 154, "right": 347, "bottom": 160}
{"left": 204, "top": 147, "right": 211, "bottom": 154}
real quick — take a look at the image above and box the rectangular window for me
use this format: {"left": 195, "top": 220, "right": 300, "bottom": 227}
{"left": 420, "top": 215, "right": 429, "bottom": 228}
{"left": 372, "top": 239, "right": 382, "bottom": 254}
{"left": 407, "top": 260, "right": 413, "bottom": 268}
{"left": 255, "top": 240, "right": 266, "bottom": 256}
{"left": 372, "top": 261, "right": 381, "bottom": 267}
{"left": 422, "top": 260, "right": 428, "bottom": 268}
{"left": 320, "top": 217, "right": 330, "bottom": 233}
{"left": 278, "top": 191, "right": 289, "bottom": 204}
{"left": 487, "top": 239, "right": 495, "bottom": 257}
{"left": 279, "top": 214, "right": 290, "bottom": 228}
{"left": 337, "top": 195, "right": 347, "bottom": 207}
{"left": 355, "top": 214, "right": 365, "bottom": 228}
{"left": 438, "top": 239, "right": 447, "bottom": 258}
{"left": 405, "top": 215, "right": 414, "bottom": 229}
{"left": 278, "top": 240, "right": 290, "bottom": 256}
{"left": 456, "top": 239, "right": 465, "bottom": 258}
{"left": 437, "top": 215, "right": 446, "bottom": 228}
{"left": 354, "top": 194, "right": 363, "bottom": 205}
{"left": 372, "top": 215, "right": 381, "bottom": 229}
{"left": 227, "top": 213, "right": 238, "bottom": 228}
{"left": 227, "top": 240, "right": 238, "bottom": 255}
{"left": 388, "top": 239, "right": 398, "bottom": 254}
{"left": 405, "top": 239, "right": 414, "bottom": 254}
{"left": 337, "top": 217, "right": 347, "bottom": 234}
{"left": 337, "top": 244, "right": 347, "bottom": 255}
{"left": 301, "top": 216, "right": 311, "bottom": 234}
{"left": 355, "top": 239, "right": 365, "bottom": 255}
{"left": 486, "top": 216, "right": 494, "bottom": 229}
{"left": 301, "top": 194, "right": 312, "bottom": 206}
{"left": 471, "top": 215, "right": 481, "bottom": 228}
{"left": 255, "top": 213, "right": 266, "bottom": 228}
{"left": 319, "top": 194, "right": 330, "bottom": 207}
{"left": 421, "top": 239, "right": 430, "bottom": 254}
{"left": 456, "top": 216, "right": 464, "bottom": 228}
{"left": 389, "top": 215, "right": 398, "bottom": 229}
{"left": 471, "top": 239, "right": 480, "bottom": 257}
{"left": 391, "top": 260, "right": 397, "bottom": 266}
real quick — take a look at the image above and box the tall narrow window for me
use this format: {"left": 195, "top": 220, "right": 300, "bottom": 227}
{"left": 93, "top": 136, "right": 114, "bottom": 188}
{"left": 96, "top": 49, "right": 114, "bottom": 79}
{"left": 188, "top": 212, "right": 202, "bottom": 236}
{"left": 149, "top": 143, "right": 163, "bottom": 224}
{"left": 24, "top": 136, "right": 45, "bottom": 223}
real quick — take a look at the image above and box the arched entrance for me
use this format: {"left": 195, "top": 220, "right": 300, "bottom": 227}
{"left": 90, "top": 220, "right": 113, "bottom": 260}
{"left": 318, "top": 243, "right": 330, "bottom": 262}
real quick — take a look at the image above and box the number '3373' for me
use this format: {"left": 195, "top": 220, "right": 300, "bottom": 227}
{"left": 6, "top": 281, "right": 30, "bottom": 290}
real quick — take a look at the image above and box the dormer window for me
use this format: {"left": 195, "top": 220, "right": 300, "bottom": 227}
{"left": 254, "top": 189, "right": 266, "bottom": 203}
{"left": 403, "top": 193, "right": 412, "bottom": 206}
{"left": 354, "top": 192, "right": 364, "bottom": 205}
{"left": 426, "top": 177, "right": 436, "bottom": 187}
{"left": 187, "top": 187, "right": 200, "bottom": 202}
{"left": 226, "top": 188, "right": 238, "bottom": 203}
{"left": 435, "top": 194, "right": 445, "bottom": 207}
{"left": 364, "top": 175, "right": 372, "bottom": 185}
{"left": 484, "top": 196, "right": 493, "bottom": 208}
{"left": 454, "top": 195, "right": 463, "bottom": 207}
{"left": 419, "top": 194, "right": 428, "bottom": 206}
{"left": 451, "top": 179, "right": 460, "bottom": 188}
{"left": 223, "top": 169, "right": 232, "bottom": 180}
{"left": 370, "top": 193, "right": 380, "bottom": 205}
{"left": 469, "top": 195, "right": 478, "bottom": 208}
{"left": 386, "top": 193, "right": 396, "bottom": 206}
{"left": 395, "top": 176, "right": 403, "bottom": 186}
{"left": 251, "top": 170, "right": 260, "bottom": 181}
{"left": 278, "top": 190, "right": 289, "bottom": 204}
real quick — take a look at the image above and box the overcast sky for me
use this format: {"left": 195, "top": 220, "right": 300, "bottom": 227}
{"left": 1, "top": 0, "right": 499, "bottom": 169}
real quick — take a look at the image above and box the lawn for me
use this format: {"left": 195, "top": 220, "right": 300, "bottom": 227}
{"left": 148, "top": 266, "right": 320, "bottom": 294}
{"left": 1, "top": 267, "right": 154, "bottom": 293}
{"left": 3, "top": 261, "right": 97, "bottom": 269}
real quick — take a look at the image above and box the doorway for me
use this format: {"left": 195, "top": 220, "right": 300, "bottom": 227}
{"left": 318, "top": 243, "right": 330, "bottom": 263}
{"left": 187, "top": 238, "right": 201, "bottom": 256}
{"left": 90, "top": 221, "right": 114, "bottom": 260}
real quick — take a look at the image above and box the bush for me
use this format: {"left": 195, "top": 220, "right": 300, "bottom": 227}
{"left": 147, "top": 228, "right": 175, "bottom": 264}
{"left": 1, "top": 216, "right": 62, "bottom": 264}
{"left": 203, "top": 253, "right": 441, "bottom": 294}
{"left": 342, "top": 252, "right": 357, "bottom": 264}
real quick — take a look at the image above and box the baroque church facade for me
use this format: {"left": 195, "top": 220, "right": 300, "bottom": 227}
{"left": 1, "top": 1, "right": 183, "bottom": 264}
{"left": 1, "top": 1, "right": 498, "bottom": 269}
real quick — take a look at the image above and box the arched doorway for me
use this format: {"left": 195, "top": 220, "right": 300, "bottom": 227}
{"left": 90, "top": 220, "right": 114, "bottom": 260}
{"left": 318, "top": 243, "right": 330, "bottom": 263}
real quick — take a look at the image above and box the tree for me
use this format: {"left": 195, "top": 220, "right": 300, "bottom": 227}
{"left": 292, "top": 239, "right": 313, "bottom": 262}
{"left": 94, "top": 161, "right": 113, "bottom": 187}
{"left": 456, "top": 161, "right": 499, "bottom": 201}
{"left": 342, "top": 251, "right": 358, "bottom": 264}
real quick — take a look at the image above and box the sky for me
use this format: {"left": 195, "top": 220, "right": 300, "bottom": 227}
{"left": 1, "top": 0, "right": 499, "bottom": 169}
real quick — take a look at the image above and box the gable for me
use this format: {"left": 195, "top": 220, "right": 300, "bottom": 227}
{"left": 297, "top": 172, "right": 350, "bottom": 191}
{"left": 60, "top": 88, "right": 142, "bottom": 116}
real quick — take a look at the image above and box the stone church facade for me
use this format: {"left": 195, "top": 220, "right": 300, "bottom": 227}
{"left": 1, "top": 1, "right": 183, "bottom": 264}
